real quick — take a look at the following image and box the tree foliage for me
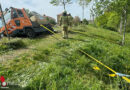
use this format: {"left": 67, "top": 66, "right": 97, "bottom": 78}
{"left": 82, "top": 18, "right": 89, "bottom": 25}
{"left": 107, "top": 12, "right": 120, "bottom": 31}
{"left": 78, "top": 0, "right": 91, "bottom": 6}
{"left": 93, "top": 0, "right": 130, "bottom": 45}
{"left": 73, "top": 16, "right": 81, "bottom": 26}
{"left": 78, "top": 0, "right": 91, "bottom": 20}
{"left": 50, "top": 0, "right": 72, "bottom": 10}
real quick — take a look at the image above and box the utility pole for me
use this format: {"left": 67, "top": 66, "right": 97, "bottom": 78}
{"left": 0, "top": 3, "right": 10, "bottom": 40}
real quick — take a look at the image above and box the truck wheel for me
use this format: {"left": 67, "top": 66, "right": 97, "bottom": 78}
{"left": 26, "top": 29, "right": 35, "bottom": 38}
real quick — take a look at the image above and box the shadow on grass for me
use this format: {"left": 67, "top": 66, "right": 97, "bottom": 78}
{"left": 68, "top": 37, "right": 88, "bottom": 42}
{"left": 69, "top": 31, "right": 120, "bottom": 45}
{"left": 0, "top": 40, "right": 27, "bottom": 55}
{"left": 13, "top": 32, "right": 53, "bottom": 39}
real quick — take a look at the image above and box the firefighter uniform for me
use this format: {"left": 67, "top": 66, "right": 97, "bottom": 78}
{"left": 68, "top": 14, "right": 73, "bottom": 29}
{"left": 60, "top": 11, "right": 69, "bottom": 39}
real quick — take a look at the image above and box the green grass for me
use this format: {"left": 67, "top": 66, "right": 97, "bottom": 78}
{"left": 0, "top": 25, "right": 130, "bottom": 90}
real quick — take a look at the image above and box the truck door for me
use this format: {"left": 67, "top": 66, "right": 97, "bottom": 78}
{"left": 15, "top": 9, "right": 32, "bottom": 29}
{"left": 11, "top": 8, "right": 23, "bottom": 30}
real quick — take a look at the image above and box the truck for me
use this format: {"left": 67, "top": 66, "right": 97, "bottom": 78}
{"left": 0, "top": 7, "right": 54, "bottom": 38}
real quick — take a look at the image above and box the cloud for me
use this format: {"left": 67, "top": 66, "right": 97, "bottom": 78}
{"left": 0, "top": 0, "right": 92, "bottom": 20}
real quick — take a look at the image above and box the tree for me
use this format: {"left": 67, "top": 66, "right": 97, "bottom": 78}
{"left": 73, "top": 16, "right": 81, "bottom": 26}
{"left": 50, "top": 0, "right": 72, "bottom": 10}
{"left": 92, "top": 0, "right": 111, "bottom": 17}
{"left": 93, "top": 0, "right": 130, "bottom": 45}
{"left": 90, "top": 6, "right": 95, "bottom": 25}
{"left": 78, "top": 0, "right": 91, "bottom": 20}
{"left": 82, "top": 18, "right": 89, "bottom": 25}
{"left": 111, "top": 0, "right": 130, "bottom": 45}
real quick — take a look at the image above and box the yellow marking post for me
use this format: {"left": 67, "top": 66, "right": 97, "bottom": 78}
{"left": 108, "top": 74, "right": 116, "bottom": 77}
{"left": 93, "top": 66, "right": 100, "bottom": 71}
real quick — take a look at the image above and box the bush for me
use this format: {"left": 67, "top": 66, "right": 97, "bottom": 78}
{"left": 95, "top": 12, "right": 110, "bottom": 28}
{"left": 107, "top": 12, "right": 120, "bottom": 31}
{"left": 95, "top": 12, "right": 120, "bottom": 31}
{"left": 73, "top": 16, "right": 81, "bottom": 26}
{"left": 46, "top": 17, "right": 56, "bottom": 25}
{"left": 82, "top": 19, "right": 89, "bottom": 25}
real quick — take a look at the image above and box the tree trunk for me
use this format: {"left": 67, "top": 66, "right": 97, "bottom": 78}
{"left": 63, "top": 0, "right": 66, "bottom": 10}
{"left": 92, "top": 14, "right": 95, "bottom": 25}
{"left": 119, "top": 15, "right": 123, "bottom": 34}
{"left": 90, "top": 14, "right": 91, "bottom": 21}
{"left": 82, "top": 4, "right": 84, "bottom": 20}
{"left": 122, "top": 8, "right": 127, "bottom": 46}
{"left": 91, "top": 7, "right": 95, "bottom": 25}
{"left": 93, "top": 15, "right": 94, "bottom": 24}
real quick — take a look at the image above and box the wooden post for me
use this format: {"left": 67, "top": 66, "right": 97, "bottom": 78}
{"left": 0, "top": 3, "right": 10, "bottom": 40}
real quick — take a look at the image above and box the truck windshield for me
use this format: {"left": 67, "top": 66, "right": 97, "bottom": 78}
{"left": 0, "top": 18, "right": 3, "bottom": 28}
{"left": 4, "top": 10, "right": 11, "bottom": 23}
{"left": 0, "top": 9, "right": 11, "bottom": 28}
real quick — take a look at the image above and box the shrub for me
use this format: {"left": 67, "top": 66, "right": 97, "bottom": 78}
{"left": 95, "top": 12, "right": 120, "bottom": 31}
{"left": 82, "top": 19, "right": 89, "bottom": 25}
{"left": 95, "top": 12, "right": 110, "bottom": 28}
{"left": 107, "top": 12, "right": 120, "bottom": 31}
{"left": 73, "top": 16, "right": 81, "bottom": 26}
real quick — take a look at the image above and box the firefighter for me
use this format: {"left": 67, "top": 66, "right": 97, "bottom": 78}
{"left": 68, "top": 13, "right": 73, "bottom": 30}
{"left": 60, "top": 11, "right": 69, "bottom": 39}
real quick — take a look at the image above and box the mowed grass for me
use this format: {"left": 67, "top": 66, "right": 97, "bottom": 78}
{"left": 0, "top": 25, "right": 130, "bottom": 90}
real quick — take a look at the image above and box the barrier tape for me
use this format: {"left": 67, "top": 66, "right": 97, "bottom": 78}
{"left": 93, "top": 67, "right": 130, "bottom": 77}
{"left": 40, "top": 24, "right": 61, "bottom": 41}
{"left": 40, "top": 25, "right": 130, "bottom": 83}
{"left": 79, "top": 49, "right": 130, "bottom": 83}
{"left": 40, "top": 25, "right": 56, "bottom": 35}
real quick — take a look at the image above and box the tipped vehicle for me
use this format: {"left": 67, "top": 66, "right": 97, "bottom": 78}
{"left": 0, "top": 7, "right": 54, "bottom": 38}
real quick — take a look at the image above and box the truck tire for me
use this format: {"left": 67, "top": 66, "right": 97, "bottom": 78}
{"left": 26, "top": 28, "right": 36, "bottom": 38}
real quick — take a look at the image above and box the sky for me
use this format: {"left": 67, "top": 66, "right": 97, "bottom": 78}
{"left": 0, "top": 0, "right": 93, "bottom": 21}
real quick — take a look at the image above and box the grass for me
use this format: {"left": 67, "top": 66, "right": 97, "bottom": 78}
{"left": 0, "top": 25, "right": 130, "bottom": 90}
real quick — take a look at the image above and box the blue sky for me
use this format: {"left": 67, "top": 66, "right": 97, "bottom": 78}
{"left": 0, "top": 0, "right": 93, "bottom": 21}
